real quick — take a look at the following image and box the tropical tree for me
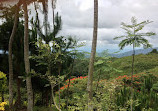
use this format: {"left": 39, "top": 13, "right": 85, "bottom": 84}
{"left": 30, "top": 36, "right": 76, "bottom": 110}
{"left": 87, "top": 0, "right": 98, "bottom": 111}
{"left": 8, "top": 2, "right": 20, "bottom": 110}
{"left": 113, "top": 17, "right": 156, "bottom": 111}
{"left": 34, "top": 1, "right": 61, "bottom": 44}
{"left": 52, "top": 0, "right": 57, "bottom": 26}
{"left": 23, "top": 1, "right": 33, "bottom": 111}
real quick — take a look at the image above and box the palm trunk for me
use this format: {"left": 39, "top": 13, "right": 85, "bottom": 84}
{"left": 16, "top": 78, "right": 21, "bottom": 109}
{"left": 130, "top": 43, "right": 135, "bottom": 111}
{"left": 49, "top": 1, "right": 55, "bottom": 106}
{"left": 52, "top": 0, "right": 56, "bottom": 40}
{"left": 23, "top": 2, "right": 33, "bottom": 111}
{"left": 8, "top": 3, "right": 20, "bottom": 110}
{"left": 52, "top": 0, "right": 55, "bottom": 26}
{"left": 42, "top": 0, "right": 48, "bottom": 41}
{"left": 87, "top": 0, "right": 98, "bottom": 111}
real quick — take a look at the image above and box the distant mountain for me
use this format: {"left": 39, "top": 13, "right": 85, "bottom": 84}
{"left": 110, "top": 47, "right": 158, "bottom": 58}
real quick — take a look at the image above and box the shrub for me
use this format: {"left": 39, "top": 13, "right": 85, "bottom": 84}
{"left": 0, "top": 102, "right": 7, "bottom": 111}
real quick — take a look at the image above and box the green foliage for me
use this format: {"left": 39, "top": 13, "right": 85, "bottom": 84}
{"left": 114, "top": 17, "right": 155, "bottom": 49}
{"left": 59, "top": 76, "right": 119, "bottom": 110}
{"left": 110, "top": 54, "right": 158, "bottom": 77}
{"left": 149, "top": 49, "right": 158, "bottom": 54}
{"left": 33, "top": 3, "right": 62, "bottom": 44}
{"left": 0, "top": 71, "right": 7, "bottom": 93}
{"left": 115, "top": 74, "right": 158, "bottom": 110}
{"left": 58, "top": 72, "right": 158, "bottom": 110}
{"left": 94, "top": 50, "right": 122, "bottom": 80}
{"left": 33, "top": 106, "right": 57, "bottom": 111}
{"left": 56, "top": 77, "right": 88, "bottom": 110}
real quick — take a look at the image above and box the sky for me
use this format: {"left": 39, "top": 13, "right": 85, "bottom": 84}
{"left": 1, "top": 0, "right": 158, "bottom": 53}
{"left": 50, "top": 0, "right": 158, "bottom": 53}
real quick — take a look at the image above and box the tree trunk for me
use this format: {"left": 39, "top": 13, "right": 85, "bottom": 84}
{"left": 51, "top": 84, "right": 61, "bottom": 111}
{"left": 8, "top": 2, "right": 20, "bottom": 110}
{"left": 42, "top": 0, "right": 48, "bottom": 42}
{"left": 23, "top": 2, "right": 33, "bottom": 111}
{"left": 87, "top": 0, "right": 98, "bottom": 111}
{"left": 130, "top": 44, "right": 135, "bottom": 111}
{"left": 47, "top": 63, "right": 61, "bottom": 111}
{"left": 16, "top": 78, "right": 21, "bottom": 109}
{"left": 58, "top": 64, "right": 61, "bottom": 109}
{"left": 52, "top": 0, "right": 55, "bottom": 26}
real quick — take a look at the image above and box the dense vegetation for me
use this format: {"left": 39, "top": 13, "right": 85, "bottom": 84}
{"left": 0, "top": 0, "right": 158, "bottom": 111}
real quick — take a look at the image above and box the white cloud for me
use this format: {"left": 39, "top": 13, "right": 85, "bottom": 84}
{"left": 2, "top": 0, "right": 158, "bottom": 51}
{"left": 53, "top": 0, "right": 158, "bottom": 51}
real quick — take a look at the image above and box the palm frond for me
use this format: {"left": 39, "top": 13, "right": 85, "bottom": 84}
{"left": 131, "top": 16, "right": 137, "bottom": 25}
{"left": 114, "top": 17, "right": 155, "bottom": 50}
{"left": 135, "top": 21, "right": 153, "bottom": 33}
{"left": 121, "top": 22, "right": 133, "bottom": 28}
{"left": 113, "top": 35, "right": 128, "bottom": 40}
{"left": 137, "top": 32, "right": 156, "bottom": 37}
{"left": 118, "top": 38, "right": 132, "bottom": 50}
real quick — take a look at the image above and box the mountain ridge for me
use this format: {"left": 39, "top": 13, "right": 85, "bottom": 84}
{"left": 110, "top": 47, "right": 158, "bottom": 58}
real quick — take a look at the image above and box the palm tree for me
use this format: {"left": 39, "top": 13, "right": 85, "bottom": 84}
{"left": 42, "top": 0, "right": 48, "bottom": 38}
{"left": 8, "top": 2, "right": 20, "bottom": 110}
{"left": 87, "top": 0, "right": 98, "bottom": 111}
{"left": 114, "top": 17, "right": 156, "bottom": 111}
{"left": 52, "top": 0, "right": 57, "bottom": 31}
{"left": 23, "top": 1, "right": 33, "bottom": 111}
{"left": 34, "top": 2, "right": 61, "bottom": 44}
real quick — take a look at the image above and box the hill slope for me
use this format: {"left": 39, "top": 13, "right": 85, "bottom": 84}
{"left": 110, "top": 53, "right": 158, "bottom": 78}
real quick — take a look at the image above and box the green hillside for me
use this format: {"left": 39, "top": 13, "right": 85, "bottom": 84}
{"left": 110, "top": 53, "right": 158, "bottom": 78}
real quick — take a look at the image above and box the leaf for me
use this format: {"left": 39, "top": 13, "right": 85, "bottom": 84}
{"left": 114, "top": 17, "right": 155, "bottom": 50}
{"left": 44, "top": 84, "right": 50, "bottom": 87}
{"left": 94, "top": 60, "right": 104, "bottom": 66}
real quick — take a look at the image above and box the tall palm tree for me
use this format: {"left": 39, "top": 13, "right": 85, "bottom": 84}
{"left": 8, "top": 2, "right": 20, "bottom": 110}
{"left": 87, "top": 0, "right": 98, "bottom": 111}
{"left": 42, "top": 0, "right": 48, "bottom": 39}
{"left": 23, "top": 1, "right": 33, "bottom": 111}
{"left": 114, "top": 17, "right": 156, "bottom": 111}
{"left": 34, "top": 2, "right": 61, "bottom": 44}
{"left": 52, "top": 0, "right": 57, "bottom": 29}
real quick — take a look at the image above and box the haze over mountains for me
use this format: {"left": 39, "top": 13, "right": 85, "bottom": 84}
{"left": 111, "top": 47, "right": 158, "bottom": 58}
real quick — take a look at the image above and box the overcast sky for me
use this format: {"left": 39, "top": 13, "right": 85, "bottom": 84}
{"left": 2, "top": 0, "right": 158, "bottom": 53}
{"left": 47, "top": 0, "right": 158, "bottom": 52}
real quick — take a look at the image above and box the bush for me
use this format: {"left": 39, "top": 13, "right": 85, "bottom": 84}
{"left": 0, "top": 102, "right": 7, "bottom": 111}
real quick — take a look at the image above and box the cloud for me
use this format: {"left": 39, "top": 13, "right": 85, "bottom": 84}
{"left": 53, "top": 0, "right": 158, "bottom": 50}
{"left": 3, "top": 0, "right": 156, "bottom": 51}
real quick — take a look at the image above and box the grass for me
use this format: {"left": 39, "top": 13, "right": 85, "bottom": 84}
{"left": 109, "top": 53, "right": 158, "bottom": 78}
